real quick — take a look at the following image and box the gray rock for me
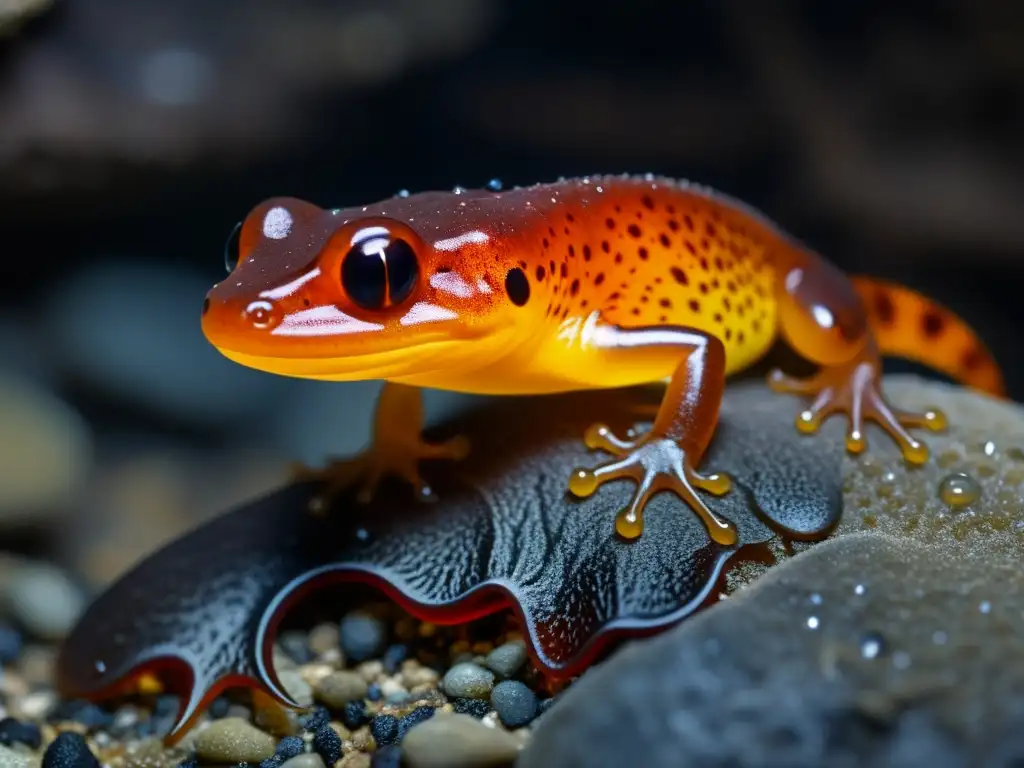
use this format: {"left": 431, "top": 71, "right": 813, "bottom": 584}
{"left": 442, "top": 663, "right": 495, "bottom": 700}
{"left": 403, "top": 712, "right": 521, "bottom": 768}
{"left": 6, "top": 561, "right": 85, "bottom": 640}
{"left": 490, "top": 680, "right": 536, "bottom": 728}
{"left": 484, "top": 641, "right": 527, "bottom": 680}
{"left": 314, "top": 670, "right": 368, "bottom": 708}
{"left": 0, "top": 744, "right": 32, "bottom": 768}
{"left": 193, "top": 717, "right": 276, "bottom": 764}
{"left": 521, "top": 532, "right": 1024, "bottom": 767}
{"left": 0, "top": 376, "right": 91, "bottom": 524}
{"left": 42, "top": 260, "right": 284, "bottom": 426}
{"left": 281, "top": 754, "right": 327, "bottom": 768}
{"left": 338, "top": 610, "right": 386, "bottom": 663}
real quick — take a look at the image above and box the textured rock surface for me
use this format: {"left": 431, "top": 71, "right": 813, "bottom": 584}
{"left": 523, "top": 378, "right": 1024, "bottom": 768}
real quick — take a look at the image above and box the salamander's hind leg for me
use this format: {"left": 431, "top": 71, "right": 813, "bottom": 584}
{"left": 769, "top": 262, "right": 946, "bottom": 464}
{"left": 566, "top": 324, "right": 737, "bottom": 545}
{"left": 293, "top": 382, "right": 469, "bottom": 512}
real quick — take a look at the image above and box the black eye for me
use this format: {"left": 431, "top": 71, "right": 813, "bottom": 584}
{"left": 341, "top": 236, "right": 419, "bottom": 310}
{"left": 223, "top": 221, "right": 242, "bottom": 274}
{"left": 505, "top": 267, "right": 530, "bottom": 306}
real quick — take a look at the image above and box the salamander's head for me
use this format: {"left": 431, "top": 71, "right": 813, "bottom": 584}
{"left": 201, "top": 195, "right": 530, "bottom": 381}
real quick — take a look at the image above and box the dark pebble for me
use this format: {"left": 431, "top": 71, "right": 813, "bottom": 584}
{"left": 0, "top": 624, "right": 22, "bottom": 664}
{"left": 452, "top": 698, "right": 491, "bottom": 718}
{"left": 177, "top": 759, "right": 199, "bottom": 768}
{"left": 279, "top": 631, "right": 315, "bottom": 665}
{"left": 276, "top": 735, "right": 305, "bottom": 760}
{"left": 207, "top": 696, "right": 232, "bottom": 719}
{"left": 259, "top": 757, "right": 283, "bottom": 768}
{"left": 339, "top": 611, "right": 386, "bottom": 662}
{"left": 47, "top": 700, "right": 112, "bottom": 730}
{"left": 0, "top": 717, "right": 42, "bottom": 749}
{"left": 491, "top": 680, "right": 538, "bottom": 728}
{"left": 397, "top": 706, "right": 435, "bottom": 740}
{"left": 371, "top": 745, "right": 402, "bottom": 768}
{"left": 42, "top": 731, "right": 101, "bottom": 768}
{"left": 382, "top": 644, "right": 408, "bottom": 674}
{"left": 367, "top": 682, "right": 383, "bottom": 701}
{"left": 371, "top": 714, "right": 400, "bottom": 746}
{"left": 312, "top": 724, "right": 342, "bottom": 766}
{"left": 299, "top": 706, "right": 330, "bottom": 732}
{"left": 341, "top": 700, "right": 370, "bottom": 730}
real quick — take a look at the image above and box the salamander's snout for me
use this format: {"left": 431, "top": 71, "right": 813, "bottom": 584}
{"left": 201, "top": 282, "right": 284, "bottom": 353}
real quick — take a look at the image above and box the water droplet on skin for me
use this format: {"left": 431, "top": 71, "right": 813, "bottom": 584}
{"left": 355, "top": 527, "right": 370, "bottom": 542}
{"left": 808, "top": 592, "right": 823, "bottom": 605}
{"left": 860, "top": 631, "right": 885, "bottom": 659}
{"left": 854, "top": 584, "right": 866, "bottom": 596}
{"left": 806, "top": 616, "right": 820, "bottom": 630}
{"left": 94, "top": 659, "right": 107, "bottom": 673}
{"left": 979, "top": 600, "right": 992, "bottom": 614}
{"left": 983, "top": 440, "right": 997, "bottom": 457}
{"left": 397, "top": 189, "right": 410, "bottom": 198}
{"left": 452, "top": 186, "right": 465, "bottom": 195}
{"left": 486, "top": 178, "right": 503, "bottom": 192}
{"left": 938, "top": 472, "right": 981, "bottom": 509}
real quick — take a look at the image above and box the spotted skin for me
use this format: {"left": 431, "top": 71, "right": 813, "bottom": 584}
{"left": 202, "top": 174, "right": 1005, "bottom": 543}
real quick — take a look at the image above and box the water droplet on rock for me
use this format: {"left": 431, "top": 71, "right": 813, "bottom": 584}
{"left": 938, "top": 472, "right": 981, "bottom": 509}
{"left": 860, "top": 631, "right": 885, "bottom": 659}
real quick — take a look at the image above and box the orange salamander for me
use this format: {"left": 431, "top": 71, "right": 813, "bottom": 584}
{"left": 201, "top": 174, "right": 1005, "bottom": 545}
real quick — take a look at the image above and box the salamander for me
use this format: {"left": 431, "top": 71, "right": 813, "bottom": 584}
{"left": 201, "top": 174, "right": 1005, "bottom": 544}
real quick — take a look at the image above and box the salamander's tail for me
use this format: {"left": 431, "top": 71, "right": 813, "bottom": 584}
{"left": 852, "top": 277, "right": 1005, "bottom": 398}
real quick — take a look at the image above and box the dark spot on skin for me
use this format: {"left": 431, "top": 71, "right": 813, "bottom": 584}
{"left": 706, "top": 223, "right": 717, "bottom": 237}
{"left": 601, "top": 240, "right": 610, "bottom": 253}
{"left": 627, "top": 224, "right": 642, "bottom": 238}
{"left": 640, "top": 295, "right": 649, "bottom": 304}
{"left": 667, "top": 204, "right": 676, "bottom": 214}
{"left": 660, "top": 314, "right": 668, "bottom": 322}
{"left": 542, "top": 238, "right": 549, "bottom": 249}
{"left": 684, "top": 215, "right": 694, "bottom": 231}
{"left": 659, "top": 298, "right": 672, "bottom": 309}
{"left": 536, "top": 266, "right": 546, "bottom": 281}
{"left": 505, "top": 267, "right": 530, "bottom": 306}
{"left": 549, "top": 227, "right": 556, "bottom": 238}
{"left": 570, "top": 279, "right": 580, "bottom": 297}
{"left": 639, "top": 247, "right": 649, "bottom": 260}
{"left": 685, "top": 242, "right": 697, "bottom": 256}
{"left": 608, "top": 292, "right": 621, "bottom": 300}
{"left": 561, "top": 306, "right": 570, "bottom": 318}
{"left": 641, "top": 195, "right": 655, "bottom": 210}
{"left": 659, "top": 233, "right": 671, "bottom": 248}
{"left": 605, "top": 218, "right": 616, "bottom": 229}
{"left": 566, "top": 213, "right": 575, "bottom": 223}
{"left": 519, "top": 260, "right": 527, "bottom": 269}
{"left": 723, "top": 297, "right": 732, "bottom": 310}
{"left": 594, "top": 273, "right": 605, "bottom": 286}
{"left": 726, "top": 281, "right": 736, "bottom": 292}
{"left": 560, "top": 263, "right": 568, "bottom": 278}
{"left": 615, "top": 253, "right": 623, "bottom": 264}
{"left": 922, "top": 310, "right": 944, "bottom": 338}
{"left": 700, "top": 258, "right": 709, "bottom": 270}
{"left": 701, "top": 238, "right": 710, "bottom": 251}
{"left": 753, "top": 320, "right": 761, "bottom": 333}
{"left": 688, "top": 299, "right": 700, "bottom": 313}
{"left": 583, "top": 245, "right": 592, "bottom": 261}
{"left": 581, "top": 300, "right": 588, "bottom": 309}
{"left": 962, "top": 347, "right": 986, "bottom": 371}
{"left": 631, "top": 308, "right": 641, "bottom": 316}
{"left": 668, "top": 219, "right": 680, "bottom": 232}
{"left": 725, "top": 328, "right": 732, "bottom": 341}
{"left": 715, "top": 257, "right": 724, "bottom": 270}
{"left": 553, "top": 303, "right": 561, "bottom": 315}
{"left": 738, "top": 331, "right": 745, "bottom": 344}
{"left": 549, "top": 260, "right": 556, "bottom": 274}
{"left": 713, "top": 313, "right": 723, "bottom": 323}
{"left": 568, "top": 245, "right": 576, "bottom": 258}
{"left": 874, "top": 292, "right": 896, "bottom": 324}
{"left": 615, "top": 205, "right": 622, "bottom": 213}
{"left": 564, "top": 227, "right": 570, "bottom": 236}
{"left": 670, "top": 267, "right": 688, "bottom": 286}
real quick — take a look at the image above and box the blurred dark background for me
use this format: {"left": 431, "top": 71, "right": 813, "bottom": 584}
{"left": 0, "top": 0, "right": 1021, "bottom": 639}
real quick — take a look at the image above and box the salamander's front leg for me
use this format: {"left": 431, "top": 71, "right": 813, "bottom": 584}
{"left": 566, "top": 325, "right": 737, "bottom": 545}
{"left": 770, "top": 263, "right": 946, "bottom": 464}
{"left": 294, "top": 382, "right": 469, "bottom": 512}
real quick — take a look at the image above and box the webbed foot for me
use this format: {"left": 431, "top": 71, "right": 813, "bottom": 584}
{"left": 567, "top": 423, "right": 736, "bottom": 545}
{"left": 769, "top": 360, "right": 946, "bottom": 465}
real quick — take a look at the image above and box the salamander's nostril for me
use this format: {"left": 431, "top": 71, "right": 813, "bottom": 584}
{"left": 243, "top": 299, "right": 280, "bottom": 330}
{"left": 202, "top": 297, "right": 210, "bottom": 316}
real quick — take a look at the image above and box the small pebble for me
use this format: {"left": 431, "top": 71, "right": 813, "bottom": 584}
{"left": 382, "top": 644, "right": 408, "bottom": 674}
{"left": 491, "top": 680, "right": 537, "bottom": 728}
{"left": 278, "top": 668, "right": 314, "bottom": 708}
{"left": 194, "top": 717, "right": 276, "bottom": 764}
{"left": 339, "top": 612, "right": 386, "bottom": 662}
{"left": 299, "top": 706, "right": 330, "bottom": 732}
{"left": 0, "top": 717, "right": 41, "bottom": 749}
{"left": 308, "top": 623, "right": 341, "bottom": 657}
{"left": 402, "top": 713, "right": 521, "bottom": 768}
{"left": 441, "top": 663, "right": 495, "bottom": 699}
{"left": 278, "top": 631, "right": 315, "bottom": 665}
{"left": 483, "top": 641, "right": 527, "bottom": 679}
{"left": 341, "top": 701, "right": 370, "bottom": 730}
{"left": 0, "top": 626, "right": 21, "bottom": 665}
{"left": 371, "top": 745, "right": 402, "bottom": 768}
{"left": 42, "top": 731, "right": 100, "bottom": 768}
{"left": 340, "top": 753, "right": 372, "bottom": 768}
{"left": 314, "top": 671, "right": 369, "bottom": 708}
{"left": 451, "top": 698, "right": 491, "bottom": 719}
{"left": 280, "top": 754, "right": 326, "bottom": 768}
{"left": 48, "top": 699, "right": 112, "bottom": 730}
{"left": 7, "top": 563, "right": 86, "bottom": 640}
{"left": 207, "top": 696, "right": 231, "bottom": 719}
{"left": 274, "top": 735, "right": 305, "bottom": 761}
{"left": 398, "top": 706, "right": 435, "bottom": 739}
{"left": 370, "top": 714, "right": 399, "bottom": 746}
{"left": 177, "top": 758, "right": 199, "bottom": 768}
{"left": 312, "top": 724, "right": 342, "bottom": 766}
{"left": 367, "top": 683, "right": 382, "bottom": 701}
